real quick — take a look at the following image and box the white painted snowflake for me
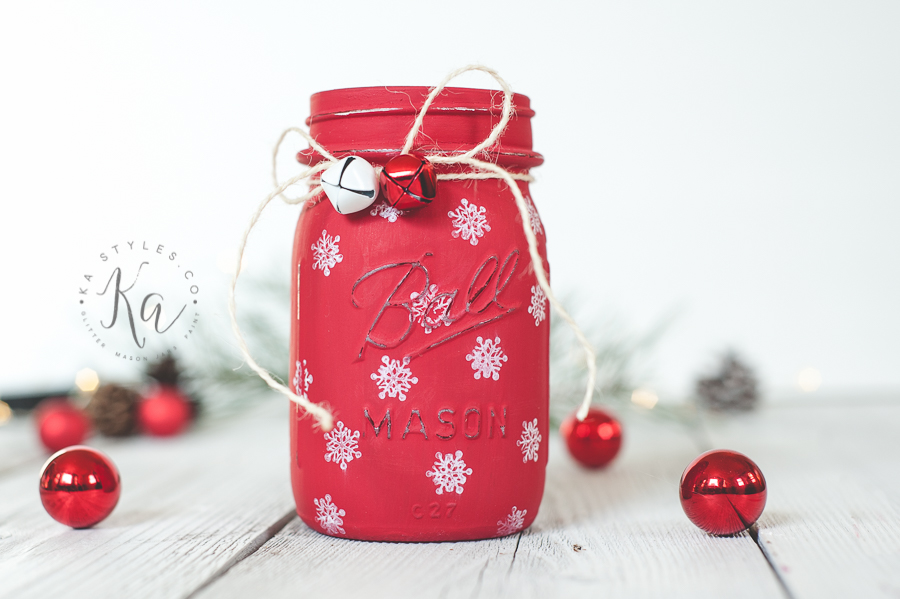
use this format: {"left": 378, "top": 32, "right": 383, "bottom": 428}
{"left": 527, "top": 285, "right": 547, "bottom": 327}
{"left": 409, "top": 284, "right": 453, "bottom": 334}
{"left": 426, "top": 450, "right": 473, "bottom": 495}
{"left": 370, "top": 200, "right": 402, "bottom": 223}
{"left": 324, "top": 421, "right": 362, "bottom": 471}
{"left": 371, "top": 355, "right": 419, "bottom": 401}
{"left": 497, "top": 506, "right": 528, "bottom": 536}
{"left": 526, "top": 197, "right": 543, "bottom": 236}
{"left": 293, "top": 359, "right": 313, "bottom": 395}
{"left": 448, "top": 198, "right": 491, "bottom": 246}
{"left": 311, "top": 229, "right": 343, "bottom": 276}
{"left": 314, "top": 494, "right": 346, "bottom": 536}
{"left": 466, "top": 336, "right": 508, "bottom": 381}
{"left": 517, "top": 418, "right": 542, "bottom": 463}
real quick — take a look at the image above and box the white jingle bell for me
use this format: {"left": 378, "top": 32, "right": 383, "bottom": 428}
{"left": 320, "top": 156, "right": 379, "bottom": 214}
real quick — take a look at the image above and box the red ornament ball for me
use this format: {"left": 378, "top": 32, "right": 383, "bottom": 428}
{"left": 39, "top": 446, "right": 121, "bottom": 528}
{"left": 679, "top": 449, "right": 767, "bottom": 535}
{"left": 138, "top": 386, "right": 191, "bottom": 437}
{"left": 379, "top": 154, "right": 437, "bottom": 209}
{"left": 560, "top": 407, "right": 623, "bottom": 468}
{"left": 35, "top": 398, "right": 91, "bottom": 453}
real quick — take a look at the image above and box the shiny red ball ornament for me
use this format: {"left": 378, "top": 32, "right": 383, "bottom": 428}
{"left": 680, "top": 449, "right": 767, "bottom": 535}
{"left": 39, "top": 446, "right": 121, "bottom": 528}
{"left": 379, "top": 154, "right": 437, "bottom": 209}
{"left": 560, "top": 407, "right": 623, "bottom": 468}
{"left": 137, "top": 386, "right": 191, "bottom": 437}
{"left": 35, "top": 398, "right": 91, "bottom": 453}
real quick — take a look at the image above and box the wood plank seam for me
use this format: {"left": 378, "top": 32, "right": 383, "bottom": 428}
{"left": 505, "top": 532, "right": 523, "bottom": 577}
{"left": 694, "top": 414, "right": 798, "bottom": 598}
{"left": 183, "top": 510, "right": 297, "bottom": 599}
{"left": 747, "top": 523, "right": 795, "bottom": 599}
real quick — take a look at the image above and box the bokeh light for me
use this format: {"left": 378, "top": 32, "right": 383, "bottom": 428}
{"left": 797, "top": 367, "right": 822, "bottom": 393}
{"left": 75, "top": 368, "right": 100, "bottom": 393}
{"left": 631, "top": 388, "right": 658, "bottom": 409}
{"left": 0, "top": 400, "right": 11, "bottom": 425}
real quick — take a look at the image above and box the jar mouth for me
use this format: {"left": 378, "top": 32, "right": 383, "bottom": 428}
{"left": 299, "top": 86, "right": 542, "bottom": 170}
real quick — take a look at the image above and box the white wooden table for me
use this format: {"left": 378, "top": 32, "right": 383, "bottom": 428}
{"left": 1, "top": 397, "right": 899, "bottom": 598}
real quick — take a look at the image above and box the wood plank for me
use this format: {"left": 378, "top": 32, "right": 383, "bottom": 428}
{"left": 502, "top": 415, "right": 785, "bottom": 598}
{"left": 192, "top": 517, "right": 521, "bottom": 599}
{"left": 196, "top": 413, "right": 785, "bottom": 598}
{"left": 702, "top": 403, "right": 900, "bottom": 599}
{"left": 0, "top": 412, "right": 51, "bottom": 476}
{"left": 0, "top": 400, "right": 295, "bottom": 599}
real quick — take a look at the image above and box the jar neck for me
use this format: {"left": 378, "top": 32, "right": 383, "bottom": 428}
{"left": 297, "top": 86, "right": 543, "bottom": 171}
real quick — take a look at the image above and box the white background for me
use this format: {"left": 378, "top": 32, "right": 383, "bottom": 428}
{"left": 1, "top": 1, "right": 898, "bottom": 401}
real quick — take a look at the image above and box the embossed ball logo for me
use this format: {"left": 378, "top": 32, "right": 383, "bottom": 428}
{"left": 78, "top": 241, "right": 200, "bottom": 361}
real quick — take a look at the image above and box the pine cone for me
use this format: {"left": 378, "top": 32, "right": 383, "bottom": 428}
{"left": 147, "top": 356, "right": 181, "bottom": 386}
{"left": 695, "top": 352, "right": 759, "bottom": 412}
{"left": 87, "top": 383, "right": 139, "bottom": 436}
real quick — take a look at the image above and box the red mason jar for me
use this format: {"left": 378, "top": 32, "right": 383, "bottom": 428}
{"left": 290, "top": 86, "right": 548, "bottom": 541}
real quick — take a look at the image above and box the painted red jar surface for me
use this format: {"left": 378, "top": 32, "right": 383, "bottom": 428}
{"left": 290, "top": 86, "right": 548, "bottom": 542}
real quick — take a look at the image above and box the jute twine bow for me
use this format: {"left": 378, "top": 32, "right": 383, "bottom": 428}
{"left": 229, "top": 65, "right": 597, "bottom": 432}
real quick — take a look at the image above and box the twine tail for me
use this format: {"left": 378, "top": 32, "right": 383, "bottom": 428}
{"left": 464, "top": 158, "right": 598, "bottom": 422}
{"left": 406, "top": 64, "right": 598, "bottom": 422}
{"left": 228, "top": 167, "right": 335, "bottom": 431}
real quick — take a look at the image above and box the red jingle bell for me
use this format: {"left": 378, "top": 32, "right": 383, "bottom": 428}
{"left": 379, "top": 154, "right": 437, "bottom": 209}
{"left": 560, "top": 407, "right": 623, "bottom": 468}
{"left": 39, "top": 446, "right": 121, "bottom": 528}
{"left": 35, "top": 398, "right": 91, "bottom": 453}
{"left": 138, "top": 386, "right": 191, "bottom": 437}
{"left": 679, "top": 449, "right": 767, "bottom": 535}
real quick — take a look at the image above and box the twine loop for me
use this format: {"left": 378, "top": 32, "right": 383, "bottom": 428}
{"left": 229, "top": 64, "right": 598, "bottom": 432}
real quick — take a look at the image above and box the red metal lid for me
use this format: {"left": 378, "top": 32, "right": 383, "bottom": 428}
{"left": 298, "top": 86, "right": 543, "bottom": 170}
